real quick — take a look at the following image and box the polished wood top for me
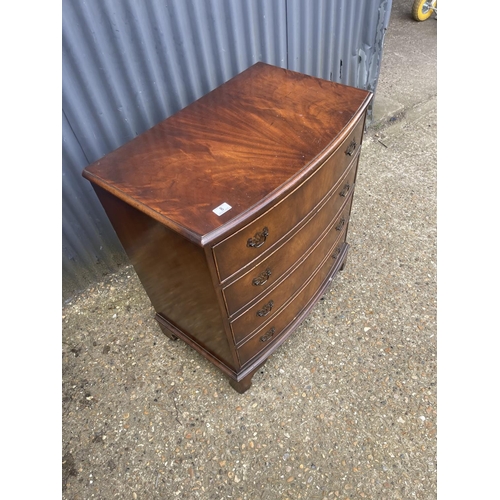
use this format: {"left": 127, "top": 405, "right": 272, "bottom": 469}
{"left": 83, "top": 62, "right": 372, "bottom": 246}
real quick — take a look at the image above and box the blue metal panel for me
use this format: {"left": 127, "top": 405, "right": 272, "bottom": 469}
{"left": 286, "top": 0, "right": 392, "bottom": 91}
{"left": 62, "top": 0, "right": 391, "bottom": 298}
{"left": 62, "top": 111, "right": 127, "bottom": 295}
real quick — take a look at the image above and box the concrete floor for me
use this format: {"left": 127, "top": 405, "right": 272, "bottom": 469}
{"left": 62, "top": 2, "right": 437, "bottom": 498}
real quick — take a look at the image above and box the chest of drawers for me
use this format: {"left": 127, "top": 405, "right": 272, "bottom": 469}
{"left": 82, "top": 62, "right": 373, "bottom": 393}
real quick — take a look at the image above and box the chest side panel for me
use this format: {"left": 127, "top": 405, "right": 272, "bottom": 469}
{"left": 92, "top": 184, "right": 236, "bottom": 370}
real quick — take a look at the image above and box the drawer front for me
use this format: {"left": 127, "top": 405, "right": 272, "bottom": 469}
{"left": 223, "top": 162, "right": 358, "bottom": 316}
{"left": 231, "top": 216, "right": 350, "bottom": 345}
{"left": 213, "top": 115, "right": 365, "bottom": 281}
{"left": 237, "top": 239, "right": 347, "bottom": 366}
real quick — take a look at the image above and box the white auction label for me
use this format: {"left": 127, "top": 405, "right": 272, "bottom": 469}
{"left": 212, "top": 202, "right": 232, "bottom": 216}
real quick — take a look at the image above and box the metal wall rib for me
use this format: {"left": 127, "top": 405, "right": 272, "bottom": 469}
{"left": 62, "top": 0, "right": 391, "bottom": 299}
{"left": 286, "top": 0, "right": 392, "bottom": 91}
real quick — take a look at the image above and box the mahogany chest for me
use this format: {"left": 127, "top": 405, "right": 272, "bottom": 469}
{"left": 82, "top": 62, "right": 373, "bottom": 393}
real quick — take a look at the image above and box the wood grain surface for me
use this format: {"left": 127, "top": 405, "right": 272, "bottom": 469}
{"left": 83, "top": 62, "right": 371, "bottom": 246}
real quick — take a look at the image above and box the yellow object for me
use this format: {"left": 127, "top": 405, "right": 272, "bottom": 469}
{"left": 412, "top": 0, "right": 437, "bottom": 21}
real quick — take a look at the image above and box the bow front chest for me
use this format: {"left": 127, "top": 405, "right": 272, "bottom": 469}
{"left": 83, "top": 62, "right": 373, "bottom": 393}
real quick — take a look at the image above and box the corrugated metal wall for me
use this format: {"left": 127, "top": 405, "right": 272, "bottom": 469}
{"left": 62, "top": 0, "right": 392, "bottom": 300}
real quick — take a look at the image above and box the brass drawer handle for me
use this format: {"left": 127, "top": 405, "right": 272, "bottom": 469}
{"left": 345, "top": 139, "right": 357, "bottom": 156}
{"left": 336, "top": 218, "right": 346, "bottom": 231}
{"left": 252, "top": 268, "right": 272, "bottom": 286}
{"left": 247, "top": 227, "right": 269, "bottom": 248}
{"left": 339, "top": 183, "right": 350, "bottom": 197}
{"left": 260, "top": 327, "right": 275, "bottom": 343}
{"left": 332, "top": 247, "right": 342, "bottom": 259}
{"left": 256, "top": 300, "right": 274, "bottom": 317}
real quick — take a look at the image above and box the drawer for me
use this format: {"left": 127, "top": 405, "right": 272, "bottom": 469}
{"left": 222, "top": 162, "right": 358, "bottom": 316}
{"left": 213, "top": 115, "right": 365, "bottom": 281}
{"left": 237, "top": 238, "right": 347, "bottom": 366}
{"left": 231, "top": 216, "right": 349, "bottom": 345}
